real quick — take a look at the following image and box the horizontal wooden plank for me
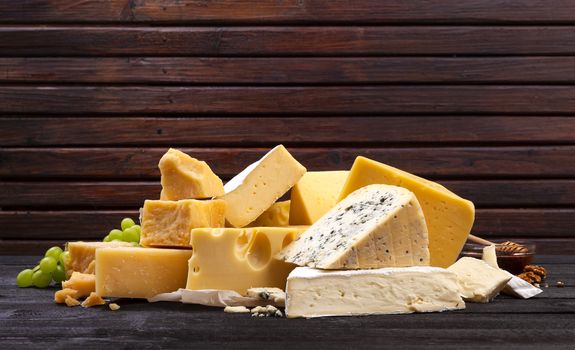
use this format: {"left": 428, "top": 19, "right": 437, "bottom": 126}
{"left": 2, "top": 180, "right": 575, "bottom": 208}
{"left": 1, "top": 238, "right": 574, "bottom": 256}
{"left": 0, "top": 209, "right": 573, "bottom": 240}
{"left": 2, "top": 1, "right": 575, "bottom": 24}
{"left": 4, "top": 57, "right": 575, "bottom": 83}
{"left": 1, "top": 147, "right": 573, "bottom": 179}
{"left": 2, "top": 116, "right": 575, "bottom": 147}
{"left": 2, "top": 86, "right": 575, "bottom": 114}
{"left": 3, "top": 26, "right": 575, "bottom": 56}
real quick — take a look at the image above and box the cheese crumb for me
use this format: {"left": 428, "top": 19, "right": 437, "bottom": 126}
{"left": 54, "top": 288, "right": 79, "bottom": 304}
{"left": 81, "top": 292, "right": 106, "bottom": 308}
{"left": 65, "top": 295, "right": 80, "bottom": 307}
{"left": 224, "top": 306, "right": 250, "bottom": 314}
{"left": 250, "top": 305, "right": 283, "bottom": 317}
{"left": 109, "top": 303, "right": 121, "bottom": 311}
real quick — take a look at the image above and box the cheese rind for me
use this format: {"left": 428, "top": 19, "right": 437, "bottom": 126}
{"left": 286, "top": 266, "right": 465, "bottom": 318}
{"left": 66, "top": 241, "right": 133, "bottom": 274}
{"left": 248, "top": 200, "right": 290, "bottom": 227}
{"left": 159, "top": 148, "right": 224, "bottom": 200}
{"left": 140, "top": 199, "right": 226, "bottom": 247}
{"left": 289, "top": 171, "right": 349, "bottom": 225}
{"left": 186, "top": 226, "right": 308, "bottom": 294}
{"left": 218, "top": 145, "right": 306, "bottom": 228}
{"left": 278, "top": 184, "right": 430, "bottom": 269}
{"left": 339, "top": 156, "right": 475, "bottom": 268}
{"left": 447, "top": 257, "right": 511, "bottom": 303}
{"left": 95, "top": 247, "right": 193, "bottom": 299}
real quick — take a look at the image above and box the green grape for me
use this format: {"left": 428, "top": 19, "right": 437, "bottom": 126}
{"left": 45, "top": 246, "right": 63, "bottom": 261}
{"left": 121, "top": 217, "right": 136, "bottom": 231}
{"left": 122, "top": 227, "right": 140, "bottom": 243}
{"left": 108, "top": 229, "right": 123, "bottom": 241}
{"left": 33, "top": 265, "right": 40, "bottom": 272}
{"left": 103, "top": 234, "right": 112, "bottom": 242}
{"left": 32, "top": 270, "right": 52, "bottom": 288}
{"left": 59, "top": 251, "right": 70, "bottom": 267}
{"left": 52, "top": 264, "right": 66, "bottom": 284}
{"left": 130, "top": 225, "right": 141, "bottom": 235}
{"left": 16, "top": 269, "right": 34, "bottom": 288}
{"left": 39, "top": 257, "right": 57, "bottom": 273}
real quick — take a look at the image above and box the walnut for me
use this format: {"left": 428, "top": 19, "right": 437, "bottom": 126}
{"left": 524, "top": 265, "right": 547, "bottom": 278}
{"left": 518, "top": 271, "right": 542, "bottom": 285}
{"left": 556, "top": 281, "right": 565, "bottom": 288}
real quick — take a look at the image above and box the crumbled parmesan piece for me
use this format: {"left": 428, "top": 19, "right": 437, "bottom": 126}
{"left": 62, "top": 272, "right": 96, "bottom": 298}
{"left": 65, "top": 295, "right": 80, "bottom": 307}
{"left": 251, "top": 305, "right": 283, "bottom": 317}
{"left": 224, "top": 306, "right": 250, "bottom": 314}
{"left": 54, "top": 288, "right": 79, "bottom": 304}
{"left": 81, "top": 292, "right": 106, "bottom": 308}
{"left": 246, "top": 287, "right": 286, "bottom": 306}
{"left": 109, "top": 303, "right": 121, "bottom": 311}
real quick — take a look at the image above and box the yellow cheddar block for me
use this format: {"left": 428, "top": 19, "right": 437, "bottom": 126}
{"left": 248, "top": 200, "right": 290, "bottom": 227}
{"left": 289, "top": 171, "right": 349, "bottom": 225}
{"left": 95, "top": 247, "right": 193, "bottom": 299}
{"left": 186, "top": 226, "right": 308, "bottom": 294}
{"left": 140, "top": 199, "right": 226, "bottom": 247}
{"left": 66, "top": 241, "right": 133, "bottom": 274}
{"left": 339, "top": 156, "right": 475, "bottom": 268}
{"left": 62, "top": 272, "right": 96, "bottom": 298}
{"left": 159, "top": 148, "right": 225, "bottom": 200}
{"left": 218, "top": 145, "right": 306, "bottom": 228}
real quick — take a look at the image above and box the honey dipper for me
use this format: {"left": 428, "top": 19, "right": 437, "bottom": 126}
{"left": 467, "top": 234, "right": 530, "bottom": 254}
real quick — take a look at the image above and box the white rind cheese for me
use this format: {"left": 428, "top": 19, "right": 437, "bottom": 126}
{"left": 277, "top": 184, "right": 430, "bottom": 269}
{"left": 285, "top": 266, "right": 465, "bottom": 318}
{"left": 447, "top": 257, "right": 512, "bottom": 303}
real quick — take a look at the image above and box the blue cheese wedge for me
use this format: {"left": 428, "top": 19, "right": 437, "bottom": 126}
{"left": 447, "top": 257, "right": 512, "bottom": 303}
{"left": 285, "top": 266, "right": 465, "bottom": 318}
{"left": 277, "top": 184, "right": 429, "bottom": 269}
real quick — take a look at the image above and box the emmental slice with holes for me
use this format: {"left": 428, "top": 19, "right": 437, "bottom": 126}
{"left": 277, "top": 184, "right": 429, "bottom": 269}
{"left": 339, "top": 156, "right": 475, "bottom": 268}
{"left": 96, "top": 247, "right": 193, "bottom": 299}
{"left": 186, "top": 226, "right": 308, "bottom": 294}
{"left": 140, "top": 199, "right": 226, "bottom": 247}
{"left": 217, "top": 145, "right": 306, "bottom": 228}
{"left": 159, "top": 148, "right": 225, "bottom": 200}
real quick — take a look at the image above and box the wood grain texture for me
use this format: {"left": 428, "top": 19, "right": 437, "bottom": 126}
{"left": 3, "top": 116, "right": 575, "bottom": 147}
{"left": 4, "top": 57, "right": 575, "bottom": 83}
{"left": 2, "top": 1, "right": 575, "bottom": 24}
{"left": 1, "top": 209, "right": 573, "bottom": 240}
{"left": 3, "top": 26, "right": 575, "bottom": 56}
{"left": 2, "top": 180, "right": 575, "bottom": 208}
{"left": 2, "top": 86, "right": 575, "bottom": 114}
{"left": 1, "top": 147, "right": 573, "bottom": 179}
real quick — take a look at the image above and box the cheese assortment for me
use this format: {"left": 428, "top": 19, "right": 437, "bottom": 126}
{"left": 186, "top": 226, "right": 307, "bottom": 294}
{"left": 285, "top": 267, "right": 465, "bottom": 318}
{"left": 339, "top": 156, "right": 475, "bottom": 268}
{"left": 278, "top": 184, "right": 430, "bottom": 269}
{"left": 18, "top": 145, "right": 543, "bottom": 317}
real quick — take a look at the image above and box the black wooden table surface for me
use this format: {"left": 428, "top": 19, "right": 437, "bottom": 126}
{"left": 1, "top": 255, "right": 573, "bottom": 349}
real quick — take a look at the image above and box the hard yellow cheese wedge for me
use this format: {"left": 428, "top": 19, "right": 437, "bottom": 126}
{"left": 140, "top": 199, "right": 226, "bottom": 247}
{"left": 159, "top": 148, "right": 225, "bottom": 200}
{"left": 339, "top": 156, "right": 475, "bottom": 268}
{"left": 95, "top": 247, "right": 193, "bottom": 299}
{"left": 289, "top": 171, "right": 348, "bottom": 225}
{"left": 217, "top": 145, "right": 306, "bottom": 228}
{"left": 186, "top": 226, "right": 308, "bottom": 294}
{"left": 248, "top": 200, "right": 290, "bottom": 227}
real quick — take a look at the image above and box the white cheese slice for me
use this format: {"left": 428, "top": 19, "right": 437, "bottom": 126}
{"left": 277, "top": 184, "right": 430, "bottom": 269}
{"left": 482, "top": 245, "right": 542, "bottom": 299}
{"left": 285, "top": 266, "right": 465, "bottom": 318}
{"left": 447, "top": 257, "right": 511, "bottom": 303}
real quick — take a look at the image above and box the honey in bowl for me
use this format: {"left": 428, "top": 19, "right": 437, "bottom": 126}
{"left": 460, "top": 241, "right": 535, "bottom": 275}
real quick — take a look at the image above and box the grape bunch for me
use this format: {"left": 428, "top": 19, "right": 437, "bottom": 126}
{"left": 16, "top": 246, "right": 69, "bottom": 288}
{"left": 103, "top": 217, "right": 141, "bottom": 244}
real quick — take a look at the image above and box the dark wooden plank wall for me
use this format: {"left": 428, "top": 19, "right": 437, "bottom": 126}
{"left": 1, "top": 0, "right": 574, "bottom": 254}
